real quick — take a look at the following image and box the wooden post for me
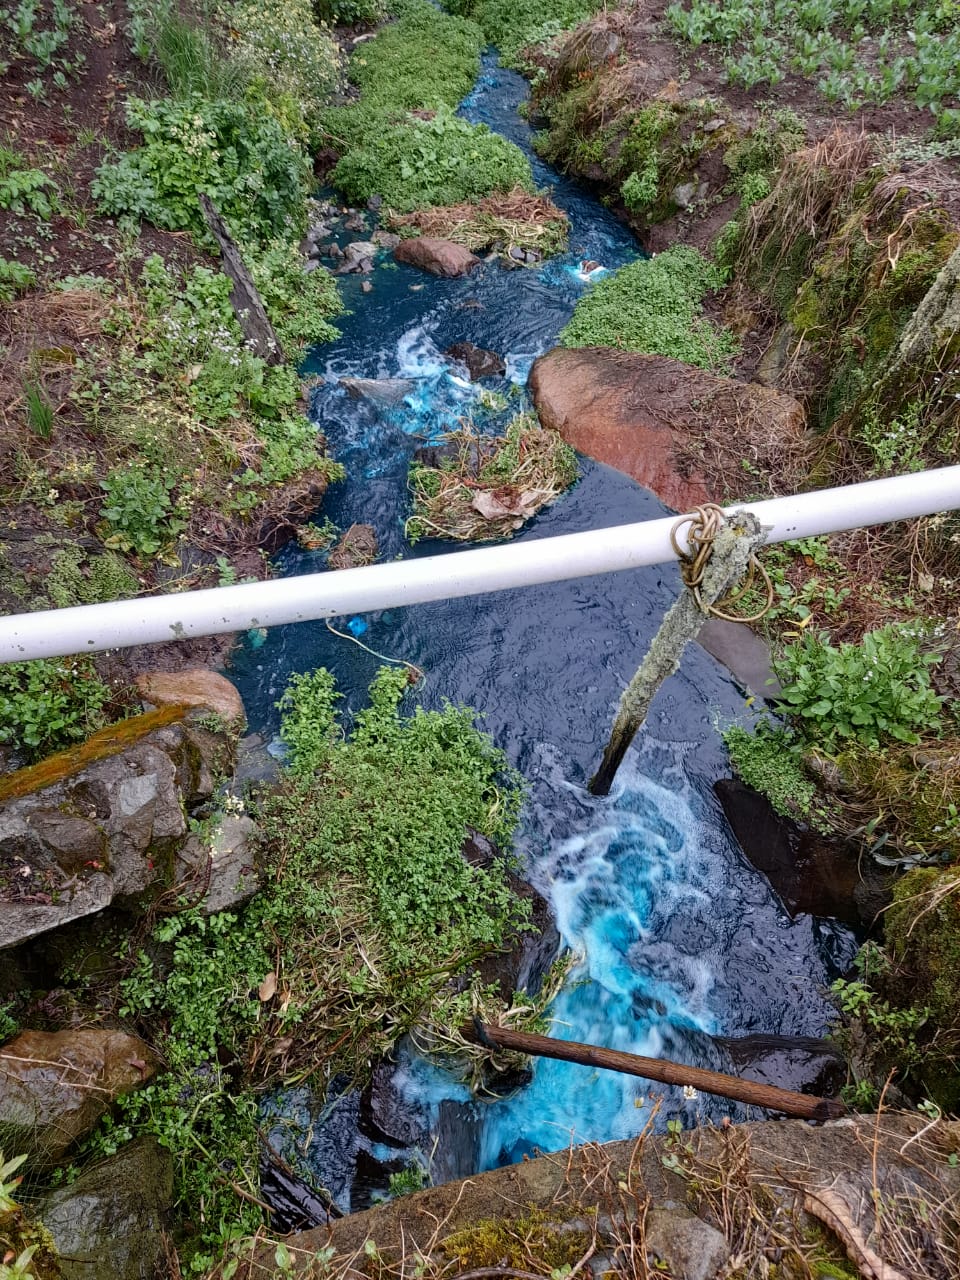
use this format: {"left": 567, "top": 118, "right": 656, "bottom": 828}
{"left": 466, "top": 1022, "right": 846, "bottom": 1123}
{"left": 199, "top": 194, "right": 284, "bottom": 366}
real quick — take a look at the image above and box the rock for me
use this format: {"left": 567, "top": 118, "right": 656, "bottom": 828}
{"left": 233, "top": 733, "right": 280, "bottom": 789}
{"left": 323, "top": 242, "right": 343, "bottom": 260}
{"left": 367, "top": 195, "right": 383, "bottom": 212}
{"left": 361, "top": 280, "right": 373, "bottom": 293}
{"left": 644, "top": 1206, "right": 730, "bottom": 1280}
{"left": 697, "top": 618, "right": 780, "bottom": 699}
{"left": 715, "top": 778, "right": 893, "bottom": 928}
{"left": 508, "top": 246, "right": 525, "bottom": 261}
{"left": 704, "top": 117, "right": 726, "bottom": 132}
{"left": 715, "top": 1033, "right": 845, "bottom": 1098}
{"left": 337, "top": 241, "right": 379, "bottom": 274}
{"left": 672, "top": 181, "right": 698, "bottom": 209}
{"left": 343, "top": 212, "right": 367, "bottom": 232}
{"left": 328, "top": 523, "right": 378, "bottom": 571}
{"left": 372, "top": 229, "right": 401, "bottom": 250}
{"left": 462, "top": 829, "right": 560, "bottom": 999}
{"left": 134, "top": 668, "right": 246, "bottom": 727}
{"left": 755, "top": 323, "right": 803, "bottom": 388}
{"left": 394, "top": 237, "right": 480, "bottom": 278}
{"left": 0, "top": 1030, "right": 158, "bottom": 1165}
{"left": 557, "top": 22, "right": 621, "bottom": 79}
{"left": 38, "top": 1136, "right": 173, "bottom": 1280}
{"left": 176, "top": 814, "right": 260, "bottom": 914}
{"left": 529, "top": 348, "right": 807, "bottom": 511}
{"left": 444, "top": 341, "right": 506, "bottom": 381}
{"left": 339, "top": 377, "right": 414, "bottom": 406}
{"left": 0, "top": 708, "right": 235, "bottom": 948}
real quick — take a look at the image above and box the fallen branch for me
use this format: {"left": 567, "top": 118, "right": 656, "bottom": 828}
{"left": 466, "top": 1023, "right": 846, "bottom": 1123}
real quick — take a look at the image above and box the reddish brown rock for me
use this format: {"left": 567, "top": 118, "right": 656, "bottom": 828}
{"left": 0, "top": 1029, "right": 159, "bottom": 1164}
{"left": 529, "top": 347, "right": 808, "bottom": 511}
{"left": 135, "top": 668, "right": 245, "bottom": 727}
{"left": 394, "top": 237, "right": 480, "bottom": 278}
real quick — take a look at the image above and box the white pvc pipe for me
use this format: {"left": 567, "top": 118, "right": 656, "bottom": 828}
{"left": 2, "top": 466, "right": 960, "bottom": 664}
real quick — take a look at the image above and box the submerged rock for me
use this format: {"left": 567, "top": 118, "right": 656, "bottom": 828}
{"left": 0, "top": 1029, "right": 158, "bottom": 1165}
{"left": 529, "top": 348, "right": 807, "bottom": 512}
{"left": 445, "top": 341, "right": 506, "bottom": 381}
{"left": 394, "top": 237, "right": 480, "bottom": 278}
{"left": 327, "top": 523, "right": 379, "bottom": 571}
{"left": 38, "top": 1136, "right": 173, "bottom": 1279}
{"left": 716, "top": 778, "right": 893, "bottom": 928}
{"left": 339, "top": 377, "right": 414, "bottom": 406}
{"left": 715, "top": 1033, "right": 845, "bottom": 1098}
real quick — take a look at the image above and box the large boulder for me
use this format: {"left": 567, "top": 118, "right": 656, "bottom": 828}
{"left": 38, "top": 1136, "right": 173, "bottom": 1280}
{"left": 134, "top": 668, "right": 245, "bottom": 728}
{"left": 394, "top": 238, "right": 480, "bottom": 278}
{"left": 0, "top": 1029, "right": 158, "bottom": 1165}
{"left": 528, "top": 347, "right": 807, "bottom": 511}
{"left": 0, "top": 707, "right": 237, "bottom": 949}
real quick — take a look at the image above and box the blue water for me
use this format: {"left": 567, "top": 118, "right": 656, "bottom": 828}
{"left": 232, "top": 54, "right": 856, "bottom": 1208}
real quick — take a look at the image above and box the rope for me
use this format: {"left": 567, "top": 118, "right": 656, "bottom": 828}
{"left": 324, "top": 618, "right": 424, "bottom": 683}
{"left": 670, "top": 503, "right": 774, "bottom": 623}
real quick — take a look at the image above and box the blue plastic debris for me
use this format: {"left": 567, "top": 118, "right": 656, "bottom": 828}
{"left": 347, "top": 616, "right": 368, "bottom": 637}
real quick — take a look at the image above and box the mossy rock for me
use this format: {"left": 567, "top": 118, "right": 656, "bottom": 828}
{"left": 442, "top": 1209, "right": 590, "bottom": 1272}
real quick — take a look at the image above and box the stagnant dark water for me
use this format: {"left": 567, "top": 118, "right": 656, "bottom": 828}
{"left": 230, "top": 54, "right": 856, "bottom": 1211}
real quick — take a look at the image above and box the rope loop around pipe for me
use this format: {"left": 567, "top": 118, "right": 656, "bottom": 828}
{"left": 670, "top": 503, "right": 774, "bottom": 623}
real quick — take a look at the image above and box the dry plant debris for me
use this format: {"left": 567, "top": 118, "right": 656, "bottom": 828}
{"left": 390, "top": 188, "right": 569, "bottom": 258}
{"left": 406, "top": 414, "right": 578, "bottom": 543}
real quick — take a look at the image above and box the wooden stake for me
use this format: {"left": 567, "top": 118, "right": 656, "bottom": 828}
{"left": 467, "top": 1023, "right": 846, "bottom": 1123}
{"left": 199, "top": 194, "right": 284, "bottom": 366}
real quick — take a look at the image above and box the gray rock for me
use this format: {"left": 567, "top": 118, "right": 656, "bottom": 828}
{"left": 233, "top": 733, "right": 280, "bottom": 789}
{"left": 361, "top": 280, "right": 373, "bottom": 293}
{"left": 445, "top": 341, "right": 506, "bottom": 381}
{"left": 304, "top": 259, "right": 320, "bottom": 274}
{"left": 644, "top": 1206, "right": 729, "bottom": 1280}
{"left": 672, "top": 181, "right": 698, "bottom": 209}
{"left": 340, "top": 240, "right": 378, "bottom": 270}
{"left": 703, "top": 117, "right": 726, "bottom": 132}
{"left": 343, "top": 212, "right": 367, "bottom": 232}
{"left": 372, "top": 229, "right": 400, "bottom": 250}
{"left": 0, "top": 710, "right": 235, "bottom": 948}
{"left": 339, "top": 377, "right": 414, "bottom": 406}
{"left": 38, "top": 1136, "right": 173, "bottom": 1280}
{"left": 367, "top": 195, "right": 383, "bottom": 212}
{"left": 203, "top": 814, "right": 260, "bottom": 914}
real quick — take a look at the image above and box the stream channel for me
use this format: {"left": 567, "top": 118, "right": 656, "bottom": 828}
{"left": 229, "top": 52, "right": 858, "bottom": 1217}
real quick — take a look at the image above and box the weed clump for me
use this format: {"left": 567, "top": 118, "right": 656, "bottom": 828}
{"left": 559, "top": 246, "right": 739, "bottom": 371}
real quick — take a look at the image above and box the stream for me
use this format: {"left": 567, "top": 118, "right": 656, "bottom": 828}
{"left": 229, "top": 52, "right": 857, "bottom": 1214}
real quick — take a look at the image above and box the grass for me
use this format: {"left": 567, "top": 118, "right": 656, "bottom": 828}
{"left": 443, "top": 0, "right": 604, "bottom": 67}
{"left": 390, "top": 188, "right": 569, "bottom": 257}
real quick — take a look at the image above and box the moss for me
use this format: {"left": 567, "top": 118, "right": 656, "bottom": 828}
{"left": 885, "top": 866, "right": 960, "bottom": 1030}
{"left": 442, "top": 1210, "right": 590, "bottom": 1271}
{"left": 0, "top": 704, "right": 188, "bottom": 804}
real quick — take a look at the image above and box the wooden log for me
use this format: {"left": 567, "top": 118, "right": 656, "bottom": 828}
{"left": 198, "top": 194, "right": 284, "bottom": 366}
{"left": 467, "top": 1022, "right": 847, "bottom": 1122}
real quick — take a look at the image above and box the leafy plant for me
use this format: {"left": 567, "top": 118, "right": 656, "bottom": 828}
{"left": 0, "top": 256, "right": 34, "bottom": 301}
{"left": 0, "top": 144, "right": 58, "bottom": 218}
{"left": 93, "top": 96, "right": 309, "bottom": 246}
{"left": 722, "top": 721, "right": 822, "bottom": 821}
{"left": 0, "top": 656, "right": 113, "bottom": 761}
{"left": 559, "top": 246, "right": 739, "bottom": 371}
{"left": 99, "top": 464, "right": 185, "bottom": 557}
{"left": 774, "top": 622, "right": 944, "bottom": 750}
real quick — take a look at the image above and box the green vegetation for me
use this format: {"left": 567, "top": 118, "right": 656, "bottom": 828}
{"left": 322, "top": 1, "right": 533, "bottom": 209}
{"left": 774, "top": 623, "right": 943, "bottom": 750}
{"left": 0, "top": 0, "right": 85, "bottom": 103}
{"left": 112, "top": 667, "right": 528, "bottom": 1268}
{"left": 332, "top": 105, "right": 534, "bottom": 211}
{"left": 444, "top": 0, "right": 602, "bottom": 67}
{"left": 0, "top": 656, "right": 114, "bottom": 763}
{"left": 722, "top": 722, "right": 822, "bottom": 823}
{"left": 0, "top": 256, "right": 34, "bottom": 301}
{"left": 559, "top": 246, "right": 739, "bottom": 370}
{"left": 666, "top": 0, "right": 960, "bottom": 129}
{"left": 93, "top": 96, "right": 310, "bottom": 246}
{"left": 0, "top": 145, "right": 58, "bottom": 219}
